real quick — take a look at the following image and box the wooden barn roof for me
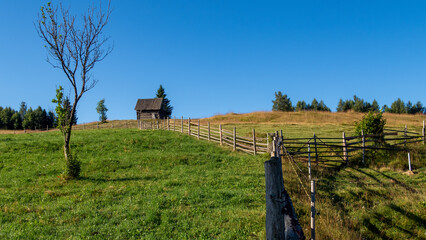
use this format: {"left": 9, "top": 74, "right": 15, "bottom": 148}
{"left": 135, "top": 98, "right": 164, "bottom": 110}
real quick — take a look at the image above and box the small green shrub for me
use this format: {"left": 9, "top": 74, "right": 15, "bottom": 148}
{"left": 355, "top": 111, "right": 386, "bottom": 141}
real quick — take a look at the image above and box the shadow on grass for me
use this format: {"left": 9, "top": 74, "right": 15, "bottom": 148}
{"left": 81, "top": 176, "right": 147, "bottom": 182}
{"left": 388, "top": 203, "right": 426, "bottom": 228}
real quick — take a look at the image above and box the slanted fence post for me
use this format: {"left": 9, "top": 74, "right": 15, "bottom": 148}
{"left": 208, "top": 122, "right": 211, "bottom": 141}
{"left": 219, "top": 124, "right": 223, "bottom": 146}
{"left": 198, "top": 120, "right": 200, "bottom": 140}
{"left": 253, "top": 129, "right": 256, "bottom": 155}
{"left": 422, "top": 120, "right": 425, "bottom": 145}
{"left": 362, "top": 129, "right": 365, "bottom": 164}
{"left": 233, "top": 127, "right": 236, "bottom": 151}
{"left": 264, "top": 135, "right": 305, "bottom": 240}
{"left": 311, "top": 180, "right": 316, "bottom": 240}
{"left": 342, "top": 132, "right": 348, "bottom": 162}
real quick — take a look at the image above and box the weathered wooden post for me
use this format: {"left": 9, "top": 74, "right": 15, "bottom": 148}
{"left": 408, "top": 151, "right": 412, "bottom": 171}
{"left": 233, "top": 127, "right": 236, "bottom": 151}
{"left": 181, "top": 116, "right": 183, "bottom": 133}
{"left": 362, "top": 129, "right": 365, "bottom": 164}
{"left": 264, "top": 134, "right": 305, "bottom": 240}
{"left": 208, "top": 122, "right": 211, "bottom": 141}
{"left": 188, "top": 118, "right": 191, "bottom": 136}
{"left": 157, "top": 120, "right": 159, "bottom": 129}
{"left": 111, "top": 121, "right": 114, "bottom": 128}
{"left": 313, "top": 134, "right": 319, "bottom": 164}
{"left": 219, "top": 124, "right": 223, "bottom": 146}
{"left": 253, "top": 129, "right": 257, "bottom": 155}
{"left": 168, "top": 117, "right": 170, "bottom": 131}
{"left": 267, "top": 133, "right": 270, "bottom": 152}
{"left": 342, "top": 132, "right": 348, "bottom": 162}
{"left": 308, "top": 143, "right": 312, "bottom": 181}
{"left": 24, "top": 128, "right": 26, "bottom": 133}
{"left": 198, "top": 120, "right": 200, "bottom": 139}
{"left": 174, "top": 117, "right": 176, "bottom": 131}
{"left": 422, "top": 120, "right": 425, "bottom": 145}
{"left": 311, "top": 180, "right": 316, "bottom": 240}
{"left": 404, "top": 125, "right": 407, "bottom": 147}
{"left": 47, "top": 125, "right": 49, "bottom": 131}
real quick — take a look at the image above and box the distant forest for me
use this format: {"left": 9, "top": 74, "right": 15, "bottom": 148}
{"left": 0, "top": 101, "right": 77, "bottom": 130}
{"left": 272, "top": 91, "right": 425, "bottom": 114}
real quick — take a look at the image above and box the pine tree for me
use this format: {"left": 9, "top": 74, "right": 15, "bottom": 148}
{"left": 156, "top": 85, "right": 173, "bottom": 118}
{"left": 272, "top": 91, "right": 294, "bottom": 112}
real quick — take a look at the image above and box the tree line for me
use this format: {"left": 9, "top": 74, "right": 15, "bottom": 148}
{"left": 0, "top": 101, "right": 77, "bottom": 130}
{"left": 273, "top": 91, "right": 425, "bottom": 114}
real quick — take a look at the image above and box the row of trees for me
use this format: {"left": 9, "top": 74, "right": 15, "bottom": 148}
{"left": 272, "top": 91, "right": 331, "bottom": 112}
{"left": 273, "top": 91, "right": 425, "bottom": 114}
{"left": 0, "top": 102, "right": 56, "bottom": 130}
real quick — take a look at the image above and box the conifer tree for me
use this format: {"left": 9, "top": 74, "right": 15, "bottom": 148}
{"left": 156, "top": 85, "right": 173, "bottom": 118}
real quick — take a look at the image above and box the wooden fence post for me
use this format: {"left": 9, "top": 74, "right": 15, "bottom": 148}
{"left": 267, "top": 133, "right": 269, "bottom": 152}
{"left": 198, "top": 120, "right": 200, "bottom": 139}
{"left": 208, "top": 122, "right": 211, "bottom": 141}
{"left": 313, "top": 134, "right": 319, "bottom": 164}
{"left": 408, "top": 151, "right": 412, "bottom": 171}
{"left": 47, "top": 125, "right": 49, "bottom": 131}
{"left": 188, "top": 118, "right": 191, "bottom": 136}
{"left": 97, "top": 122, "right": 99, "bottom": 129}
{"left": 174, "top": 117, "right": 176, "bottom": 131}
{"left": 253, "top": 129, "right": 256, "bottom": 155}
{"left": 404, "top": 125, "right": 407, "bottom": 147}
{"left": 311, "top": 180, "right": 316, "bottom": 240}
{"left": 219, "top": 124, "right": 223, "bottom": 146}
{"left": 308, "top": 143, "right": 312, "bottom": 181}
{"left": 265, "top": 152, "right": 305, "bottom": 240}
{"left": 167, "top": 118, "right": 170, "bottom": 131}
{"left": 111, "top": 121, "right": 114, "bottom": 128}
{"left": 422, "top": 120, "right": 425, "bottom": 145}
{"left": 181, "top": 116, "right": 183, "bottom": 133}
{"left": 342, "top": 132, "right": 348, "bottom": 162}
{"left": 233, "top": 127, "right": 236, "bottom": 151}
{"left": 362, "top": 129, "right": 365, "bottom": 164}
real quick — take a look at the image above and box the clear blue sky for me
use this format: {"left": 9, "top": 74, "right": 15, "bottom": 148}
{"left": 1, "top": 0, "right": 425, "bottom": 123}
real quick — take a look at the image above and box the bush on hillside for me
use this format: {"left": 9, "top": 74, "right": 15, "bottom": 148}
{"left": 354, "top": 111, "right": 386, "bottom": 143}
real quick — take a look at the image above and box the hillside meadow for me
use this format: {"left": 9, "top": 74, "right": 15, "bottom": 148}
{"left": 0, "top": 111, "right": 425, "bottom": 239}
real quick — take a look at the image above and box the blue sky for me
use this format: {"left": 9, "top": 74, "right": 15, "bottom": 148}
{"left": 1, "top": 0, "right": 425, "bottom": 123}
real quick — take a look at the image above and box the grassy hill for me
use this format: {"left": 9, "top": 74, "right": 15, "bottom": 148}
{"left": 0, "top": 127, "right": 425, "bottom": 239}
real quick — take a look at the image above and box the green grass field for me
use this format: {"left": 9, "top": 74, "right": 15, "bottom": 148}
{"left": 0, "top": 127, "right": 425, "bottom": 239}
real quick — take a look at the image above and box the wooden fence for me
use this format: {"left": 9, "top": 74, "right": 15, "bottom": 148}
{"left": 282, "top": 125, "right": 425, "bottom": 166}
{"left": 138, "top": 118, "right": 269, "bottom": 155}
{"left": 140, "top": 118, "right": 425, "bottom": 162}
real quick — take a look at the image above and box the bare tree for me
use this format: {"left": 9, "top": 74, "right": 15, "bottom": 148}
{"left": 36, "top": 1, "right": 112, "bottom": 178}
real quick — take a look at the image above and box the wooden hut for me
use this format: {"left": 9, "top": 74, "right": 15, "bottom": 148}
{"left": 135, "top": 98, "right": 167, "bottom": 119}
